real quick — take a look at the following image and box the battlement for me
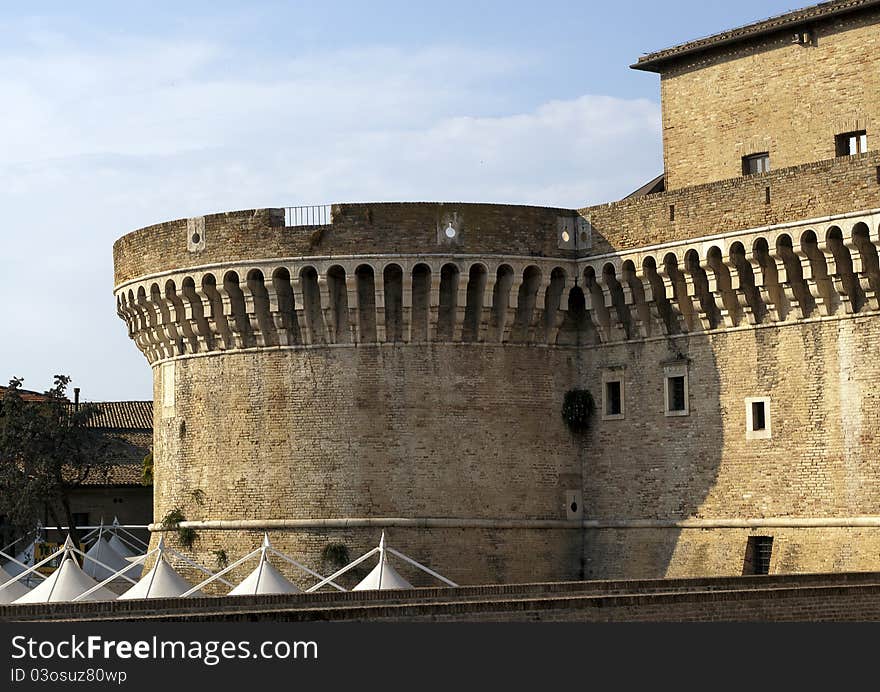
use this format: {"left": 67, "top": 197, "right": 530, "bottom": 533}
{"left": 114, "top": 153, "right": 880, "bottom": 365}
{"left": 113, "top": 202, "right": 580, "bottom": 287}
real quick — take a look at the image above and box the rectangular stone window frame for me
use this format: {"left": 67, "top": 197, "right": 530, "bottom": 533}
{"left": 663, "top": 363, "right": 689, "bottom": 417}
{"left": 601, "top": 369, "right": 625, "bottom": 421}
{"left": 745, "top": 396, "right": 772, "bottom": 440}
{"left": 836, "top": 130, "right": 868, "bottom": 157}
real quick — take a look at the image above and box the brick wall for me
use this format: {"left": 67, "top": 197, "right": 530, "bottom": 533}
{"left": 578, "top": 315, "right": 880, "bottom": 578}
{"left": 656, "top": 8, "right": 880, "bottom": 190}
{"left": 6, "top": 571, "right": 880, "bottom": 622}
{"left": 152, "top": 345, "right": 585, "bottom": 586}
{"left": 113, "top": 203, "right": 576, "bottom": 287}
{"left": 581, "top": 151, "right": 880, "bottom": 255}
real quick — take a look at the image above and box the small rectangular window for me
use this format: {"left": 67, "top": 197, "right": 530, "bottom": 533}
{"left": 836, "top": 130, "right": 868, "bottom": 156}
{"left": 742, "top": 152, "right": 770, "bottom": 176}
{"left": 606, "top": 381, "right": 621, "bottom": 416}
{"left": 602, "top": 372, "right": 625, "bottom": 420}
{"left": 664, "top": 364, "right": 689, "bottom": 417}
{"left": 746, "top": 397, "right": 772, "bottom": 439}
{"left": 668, "top": 376, "right": 685, "bottom": 411}
{"left": 752, "top": 401, "right": 766, "bottom": 430}
{"left": 743, "top": 536, "right": 773, "bottom": 575}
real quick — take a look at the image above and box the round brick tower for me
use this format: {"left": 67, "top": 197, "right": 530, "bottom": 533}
{"left": 113, "top": 203, "right": 593, "bottom": 586}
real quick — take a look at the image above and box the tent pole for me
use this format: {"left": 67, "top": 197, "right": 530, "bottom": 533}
{"left": 75, "top": 548, "right": 138, "bottom": 585}
{"left": 386, "top": 547, "right": 458, "bottom": 587}
{"left": 0, "top": 543, "right": 68, "bottom": 594}
{"left": 180, "top": 546, "right": 263, "bottom": 597}
{"left": 163, "top": 548, "right": 234, "bottom": 588}
{"left": 267, "top": 548, "right": 346, "bottom": 592}
{"left": 305, "top": 547, "right": 379, "bottom": 593}
{"left": 73, "top": 549, "right": 156, "bottom": 601}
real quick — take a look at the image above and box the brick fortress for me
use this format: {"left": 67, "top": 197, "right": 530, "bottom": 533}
{"left": 113, "top": 0, "right": 880, "bottom": 586}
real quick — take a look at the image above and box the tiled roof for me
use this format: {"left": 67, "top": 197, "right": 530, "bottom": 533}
{"left": 0, "top": 386, "right": 61, "bottom": 403}
{"left": 71, "top": 401, "right": 153, "bottom": 430}
{"left": 2, "top": 393, "right": 152, "bottom": 487}
{"left": 73, "top": 431, "right": 153, "bottom": 486}
{"left": 632, "top": 0, "right": 880, "bottom": 72}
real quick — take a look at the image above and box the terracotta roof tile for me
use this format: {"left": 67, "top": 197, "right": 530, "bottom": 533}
{"left": 69, "top": 401, "right": 153, "bottom": 430}
{"left": 632, "top": 0, "right": 880, "bottom": 72}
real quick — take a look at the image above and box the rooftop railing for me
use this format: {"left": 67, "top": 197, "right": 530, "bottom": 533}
{"left": 285, "top": 205, "right": 332, "bottom": 227}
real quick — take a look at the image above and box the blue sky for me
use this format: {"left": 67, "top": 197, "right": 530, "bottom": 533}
{"left": 0, "top": 0, "right": 803, "bottom": 400}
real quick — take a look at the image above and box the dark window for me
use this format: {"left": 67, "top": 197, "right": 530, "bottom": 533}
{"left": 71, "top": 512, "right": 89, "bottom": 529}
{"left": 751, "top": 401, "right": 766, "bottom": 431}
{"left": 667, "top": 376, "right": 686, "bottom": 412}
{"left": 836, "top": 130, "right": 868, "bottom": 156}
{"left": 605, "top": 381, "right": 622, "bottom": 416}
{"left": 743, "top": 536, "right": 774, "bottom": 575}
{"left": 742, "top": 153, "right": 770, "bottom": 175}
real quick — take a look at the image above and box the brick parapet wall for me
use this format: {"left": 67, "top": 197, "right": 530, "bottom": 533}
{"left": 581, "top": 152, "right": 880, "bottom": 254}
{"left": 113, "top": 203, "right": 577, "bottom": 287}
{"left": 5, "top": 571, "right": 880, "bottom": 622}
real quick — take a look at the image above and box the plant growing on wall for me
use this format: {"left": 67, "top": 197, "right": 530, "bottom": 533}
{"left": 212, "top": 549, "right": 228, "bottom": 570}
{"left": 561, "top": 388, "right": 595, "bottom": 433}
{"left": 160, "top": 507, "right": 198, "bottom": 549}
{"left": 321, "top": 542, "right": 350, "bottom": 570}
{"left": 141, "top": 451, "right": 153, "bottom": 486}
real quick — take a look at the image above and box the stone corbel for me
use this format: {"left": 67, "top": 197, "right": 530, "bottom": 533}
{"left": 745, "top": 249, "right": 780, "bottom": 323}
{"left": 215, "top": 280, "right": 247, "bottom": 349}
{"left": 501, "top": 277, "right": 523, "bottom": 343}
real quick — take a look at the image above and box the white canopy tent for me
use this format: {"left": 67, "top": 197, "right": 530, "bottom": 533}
{"left": 0, "top": 564, "right": 31, "bottom": 603}
{"left": 3, "top": 541, "right": 36, "bottom": 577}
{"left": 227, "top": 536, "right": 302, "bottom": 596}
{"left": 82, "top": 521, "right": 143, "bottom": 581}
{"left": 83, "top": 538, "right": 138, "bottom": 581}
{"left": 183, "top": 534, "right": 341, "bottom": 597}
{"left": 118, "top": 538, "right": 202, "bottom": 599}
{"left": 107, "top": 534, "right": 137, "bottom": 560}
{"left": 108, "top": 516, "right": 149, "bottom": 559}
{"left": 13, "top": 538, "right": 118, "bottom": 603}
{"left": 309, "top": 532, "right": 457, "bottom": 592}
{"left": 353, "top": 555, "right": 413, "bottom": 591}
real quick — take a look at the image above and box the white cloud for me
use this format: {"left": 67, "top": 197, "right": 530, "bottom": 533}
{"left": 0, "top": 33, "right": 661, "bottom": 399}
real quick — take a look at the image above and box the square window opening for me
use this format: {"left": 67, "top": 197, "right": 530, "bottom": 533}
{"left": 836, "top": 130, "right": 868, "bottom": 156}
{"left": 742, "top": 153, "right": 770, "bottom": 176}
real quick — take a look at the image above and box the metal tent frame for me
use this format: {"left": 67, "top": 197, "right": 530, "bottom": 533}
{"left": 181, "top": 534, "right": 345, "bottom": 597}
{"left": 307, "top": 532, "right": 457, "bottom": 592}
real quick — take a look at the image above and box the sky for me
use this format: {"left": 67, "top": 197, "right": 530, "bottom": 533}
{"left": 0, "top": 0, "right": 807, "bottom": 401}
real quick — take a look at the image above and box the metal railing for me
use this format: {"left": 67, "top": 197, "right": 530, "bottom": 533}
{"left": 285, "top": 204, "right": 332, "bottom": 227}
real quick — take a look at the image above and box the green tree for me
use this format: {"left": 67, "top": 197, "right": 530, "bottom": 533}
{"left": 141, "top": 450, "right": 154, "bottom": 486}
{"left": 0, "top": 376, "right": 109, "bottom": 546}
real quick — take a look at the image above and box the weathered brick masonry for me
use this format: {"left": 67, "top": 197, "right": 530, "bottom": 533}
{"left": 634, "top": 2, "right": 880, "bottom": 190}
{"left": 6, "top": 572, "right": 880, "bottom": 622}
{"left": 112, "top": 0, "right": 880, "bottom": 588}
